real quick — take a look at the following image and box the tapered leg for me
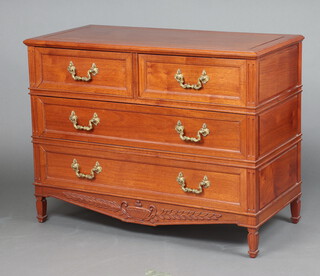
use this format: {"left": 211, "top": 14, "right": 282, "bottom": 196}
{"left": 290, "top": 196, "right": 301, "bottom": 224}
{"left": 247, "top": 228, "right": 259, "bottom": 258}
{"left": 36, "top": 196, "right": 47, "bottom": 223}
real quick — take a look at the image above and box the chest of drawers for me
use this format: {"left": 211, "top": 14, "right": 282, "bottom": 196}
{"left": 24, "top": 25, "right": 303, "bottom": 258}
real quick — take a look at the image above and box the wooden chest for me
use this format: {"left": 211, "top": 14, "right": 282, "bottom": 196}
{"left": 24, "top": 25, "right": 304, "bottom": 257}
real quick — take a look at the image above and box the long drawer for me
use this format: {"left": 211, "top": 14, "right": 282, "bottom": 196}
{"left": 34, "top": 142, "right": 247, "bottom": 212}
{"left": 31, "top": 48, "right": 133, "bottom": 97}
{"left": 32, "top": 96, "right": 247, "bottom": 159}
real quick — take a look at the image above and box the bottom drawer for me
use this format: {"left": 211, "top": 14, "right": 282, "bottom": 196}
{"left": 35, "top": 142, "right": 247, "bottom": 212}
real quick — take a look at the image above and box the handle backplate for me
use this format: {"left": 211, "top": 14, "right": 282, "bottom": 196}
{"left": 69, "top": 111, "right": 100, "bottom": 131}
{"left": 176, "top": 172, "right": 210, "bottom": 194}
{"left": 67, "top": 61, "right": 98, "bottom": 81}
{"left": 175, "top": 120, "right": 209, "bottom": 142}
{"left": 174, "top": 69, "right": 209, "bottom": 90}
{"left": 71, "top": 159, "right": 102, "bottom": 180}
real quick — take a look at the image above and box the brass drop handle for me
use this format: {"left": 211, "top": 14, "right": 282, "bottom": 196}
{"left": 67, "top": 61, "right": 99, "bottom": 81}
{"left": 71, "top": 159, "right": 102, "bottom": 180}
{"left": 69, "top": 111, "right": 100, "bottom": 131}
{"left": 174, "top": 69, "right": 209, "bottom": 90}
{"left": 176, "top": 172, "right": 210, "bottom": 194}
{"left": 175, "top": 120, "right": 209, "bottom": 142}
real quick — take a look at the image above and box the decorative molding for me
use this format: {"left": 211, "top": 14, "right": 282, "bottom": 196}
{"left": 158, "top": 209, "right": 221, "bottom": 221}
{"left": 62, "top": 191, "right": 222, "bottom": 225}
{"left": 246, "top": 61, "right": 257, "bottom": 106}
{"left": 63, "top": 192, "right": 158, "bottom": 223}
{"left": 246, "top": 116, "right": 257, "bottom": 159}
{"left": 247, "top": 169, "right": 258, "bottom": 213}
{"left": 63, "top": 192, "right": 122, "bottom": 212}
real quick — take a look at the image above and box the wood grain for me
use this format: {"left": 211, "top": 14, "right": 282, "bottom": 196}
{"left": 259, "top": 95, "right": 299, "bottom": 156}
{"left": 31, "top": 96, "right": 247, "bottom": 159}
{"left": 35, "top": 141, "right": 246, "bottom": 212}
{"left": 259, "top": 44, "right": 299, "bottom": 103}
{"left": 33, "top": 47, "right": 133, "bottom": 97}
{"left": 24, "top": 25, "right": 304, "bottom": 59}
{"left": 35, "top": 186, "right": 249, "bottom": 226}
{"left": 290, "top": 195, "right": 301, "bottom": 224}
{"left": 259, "top": 146, "right": 298, "bottom": 209}
{"left": 247, "top": 228, "right": 259, "bottom": 258}
{"left": 35, "top": 196, "right": 47, "bottom": 223}
{"left": 139, "top": 54, "right": 247, "bottom": 106}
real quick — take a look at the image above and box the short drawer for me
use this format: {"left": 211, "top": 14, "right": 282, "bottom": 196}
{"left": 32, "top": 96, "right": 247, "bottom": 159}
{"left": 35, "top": 142, "right": 246, "bottom": 212}
{"left": 139, "top": 54, "right": 247, "bottom": 106}
{"left": 32, "top": 48, "right": 133, "bottom": 97}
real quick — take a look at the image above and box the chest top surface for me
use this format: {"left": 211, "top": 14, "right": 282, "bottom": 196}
{"left": 24, "top": 25, "right": 303, "bottom": 58}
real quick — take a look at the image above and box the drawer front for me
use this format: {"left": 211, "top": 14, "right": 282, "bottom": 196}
{"left": 35, "top": 142, "right": 246, "bottom": 212}
{"left": 32, "top": 96, "right": 247, "bottom": 159}
{"left": 139, "top": 54, "right": 247, "bottom": 106}
{"left": 32, "top": 48, "right": 133, "bottom": 97}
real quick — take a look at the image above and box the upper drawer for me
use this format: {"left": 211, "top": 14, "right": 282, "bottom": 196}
{"left": 31, "top": 48, "right": 133, "bottom": 97}
{"left": 139, "top": 54, "right": 247, "bottom": 106}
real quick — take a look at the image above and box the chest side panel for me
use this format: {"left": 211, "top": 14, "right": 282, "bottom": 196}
{"left": 258, "top": 44, "right": 300, "bottom": 104}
